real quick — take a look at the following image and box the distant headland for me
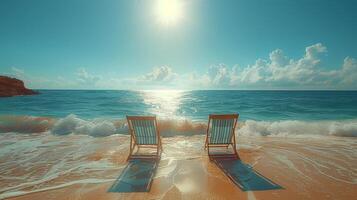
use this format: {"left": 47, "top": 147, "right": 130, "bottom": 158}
{"left": 0, "top": 76, "right": 38, "bottom": 97}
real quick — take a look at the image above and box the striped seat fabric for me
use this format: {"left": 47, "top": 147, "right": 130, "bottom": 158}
{"left": 126, "top": 116, "right": 162, "bottom": 160}
{"left": 209, "top": 118, "right": 235, "bottom": 144}
{"left": 205, "top": 114, "right": 239, "bottom": 158}
{"left": 131, "top": 119, "right": 158, "bottom": 145}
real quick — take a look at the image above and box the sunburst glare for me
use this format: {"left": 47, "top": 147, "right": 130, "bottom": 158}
{"left": 154, "top": 0, "right": 184, "bottom": 26}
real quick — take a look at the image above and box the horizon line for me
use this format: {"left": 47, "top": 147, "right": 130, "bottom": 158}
{"left": 32, "top": 89, "right": 357, "bottom": 92}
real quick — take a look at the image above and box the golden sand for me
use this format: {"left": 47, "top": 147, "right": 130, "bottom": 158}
{"left": 0, "top": 134, "right": 356, "bottom": 200}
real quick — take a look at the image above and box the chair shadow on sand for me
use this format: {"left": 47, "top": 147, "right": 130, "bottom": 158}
{"left": 211, "top": 154, "right": 283, "bottom": 191}
{"left": 108, "top": 116, "right": 162, "bottom": 193}
{"left": 109, "top": 114, "right": 282, "bottom": 193}
{"left": 108, "top": 156, "right": 159, "bottom": 193}
{"left": 205, "top": 114, "right": 283, "bottom": 191}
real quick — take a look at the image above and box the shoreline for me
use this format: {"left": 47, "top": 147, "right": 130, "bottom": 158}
{"left": 1, "top": 114, "right": 357, "bottom": 138}
{"left": 0, "top": 134, "right": 356, "bottom": 199}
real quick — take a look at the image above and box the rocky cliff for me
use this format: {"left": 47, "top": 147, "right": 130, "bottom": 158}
{"left": 0, "top": 76, "right": 38, "bottom": 97}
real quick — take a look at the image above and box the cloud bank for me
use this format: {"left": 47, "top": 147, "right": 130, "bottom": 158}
{"left": 185, "top": 43, "right": 357, "bottom": 89}
{"left": 4, "top": 43, "right": 357, "bottom": 90}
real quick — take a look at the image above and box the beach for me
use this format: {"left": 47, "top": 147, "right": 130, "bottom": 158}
{"left": 1, "top": 132, "right": 356, "bottom": 200}
{"left": 2, "top": 0, "right": 357, "bottom": 198}
{"left": 0, "top": 90, "right": 357, "bottom": 199}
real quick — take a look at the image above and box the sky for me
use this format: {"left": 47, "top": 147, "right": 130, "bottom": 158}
{"left": 0, "top": 0, "right": 357, "bottom": 90}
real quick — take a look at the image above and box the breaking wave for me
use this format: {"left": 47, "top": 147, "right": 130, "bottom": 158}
{"left": 238, "top": 120, "right": 357, "bottom": 137}
{"left": 0, "top": 114, "right": 356, "bottom": 137}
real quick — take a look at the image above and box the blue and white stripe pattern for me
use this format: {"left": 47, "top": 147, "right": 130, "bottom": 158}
{"left": 131, "top": 119, "right": 158, "bottom": 145}
{"left": 209, "top": 118, "right": 235, "bottom": 144}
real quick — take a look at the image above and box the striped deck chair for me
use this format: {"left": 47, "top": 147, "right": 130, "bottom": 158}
{"left": 126, "top": 116, "right": 163, "bottom": 160}
{"left": 205, "top": 114, "right": 239, "bottom": 159}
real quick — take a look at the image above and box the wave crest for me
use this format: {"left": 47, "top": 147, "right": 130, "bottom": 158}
{"left": 51, "top": 114, "right": 207, "bottom": 137}
{"left": 0, "top": 116, "right": 54, "bottom": 133}
{"left": 1, "top": 114, "right": 356, "bottom": 137}
{"left": 52, "top": 114, "right": 123, "bottom": 137}
{"left": 239, "top": 120, "right": 357, "bottom": 137}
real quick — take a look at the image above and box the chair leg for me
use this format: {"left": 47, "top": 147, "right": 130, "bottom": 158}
{"left": 127, "top": 147, "right": 132, "bottom": 161}
{"left": 207, "top": 145, "right": 212, "bottom": 161}
{"left": 160, "top": 138, "right": 163, "bottom": 151}
{"left": 204, "top": 135, "right": 209, "bottom": 149}
{"left": 127, "top": 138, "right": 133, "bottom": 161}
{"left": 233, "top": 141, "right": 238, "bottom": 159}
{"left": 156, "top": 145, "right": 159, "bottom": 159}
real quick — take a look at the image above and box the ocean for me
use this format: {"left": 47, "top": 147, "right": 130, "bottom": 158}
{"left": 1, "top": 90, "right": 356, "bottom": 199}
{"left": 1, "top": 90, "right": 356, "bottom": 137}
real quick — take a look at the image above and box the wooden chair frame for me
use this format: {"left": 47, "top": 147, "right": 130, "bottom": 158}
{"left": 126, "top": 116, "right": 163, "bottom": 161}
{"left": 204, "top": 114, "right": 239, "bottom": 159}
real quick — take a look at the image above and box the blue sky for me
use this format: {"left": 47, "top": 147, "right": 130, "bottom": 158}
{"left": 0, "top": 0, "right": 356, "bottom": 89}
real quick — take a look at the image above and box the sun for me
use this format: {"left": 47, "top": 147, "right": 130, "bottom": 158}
{"left": 155, "top": 0, "right": 184, "bottom": 25}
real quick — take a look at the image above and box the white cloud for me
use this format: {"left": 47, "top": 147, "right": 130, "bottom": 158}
{"left": 263, "top": 43, "right": 327, "bottom": 84}
{"left": 7, "top": 67, "right": 60, "bottom": 89}
{"left": 340, "top": 57, "right": 357, "bottom": 85}
{"left": 11, "top": 67, "right": 25, "bottom": 78}
{"left": 238, "top": 59, "right": 265, "bottom": 84}
{"left": 305, "top": 43, "right": 327, "bottom": 59}
{"left": 5, "top": 67, "right": 102, "bottom": 89}
{"left": 207, "top": 64, "right": 231, "bottom": 85}
{"left": 323, "top": 57, "right": 357, "bottom": 88}
{"left": 3, "top": 43, "right": 356, "bottom": 90}
{"left": 77, "top": 66, "right": 179, "bottom": 90}
{"left": 141, "top": 66, "right": 177, "bottom": 82}
{"left": 190, "top": 43, "right": 355, "bottom": 89}
{"left": 76, "top": 68, "right": 101, "bottom": 85}
{"left": 269, "top": 49, "right": 289, "bottom": 68}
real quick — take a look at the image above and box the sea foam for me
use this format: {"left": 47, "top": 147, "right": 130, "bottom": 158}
{"left": 51, "top": 114, "right": 117, "bottom": 137}
{"left": 239, "top": 120, "right": 357, "bottom": 137}
{"left": 0, "top": 114, "right": 356, "bottom": 137}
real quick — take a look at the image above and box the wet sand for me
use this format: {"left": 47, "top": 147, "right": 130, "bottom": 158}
{"left": 0, "top": 134, "right": 356, "bottom": 200}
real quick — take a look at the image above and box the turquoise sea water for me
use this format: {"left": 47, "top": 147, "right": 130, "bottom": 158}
{"left": 1, "top": 90, "right": 356, "bottom": 121}
{"left": 1, "top": 90, "right": 356, "bottom": 137}
{"left": 1, "top": 91, "right": 356, "bottom": 200}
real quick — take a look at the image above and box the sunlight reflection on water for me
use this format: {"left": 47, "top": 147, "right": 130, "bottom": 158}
{"left": 140, "top": 90, "right": 184, "bottom": 118}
